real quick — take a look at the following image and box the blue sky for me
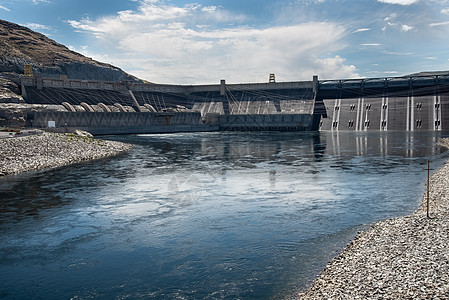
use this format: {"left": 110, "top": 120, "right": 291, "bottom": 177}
{"left": 1, "top": 0, "right": 449, "bottom": 84}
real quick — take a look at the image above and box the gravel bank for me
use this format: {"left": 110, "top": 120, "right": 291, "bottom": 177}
{"left": 0, "top": 132, "right": 132, "bottom": 176}
{"left": 297, "top": 138, "right": 449, "bottom": 299}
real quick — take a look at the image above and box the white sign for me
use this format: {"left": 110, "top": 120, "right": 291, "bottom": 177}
{"left": 48, "top": 121, "right": 56, "bottom": 128}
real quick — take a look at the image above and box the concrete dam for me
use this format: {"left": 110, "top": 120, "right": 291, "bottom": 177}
{"left": 14, "top": 72, "right": 449, "bottom": 134}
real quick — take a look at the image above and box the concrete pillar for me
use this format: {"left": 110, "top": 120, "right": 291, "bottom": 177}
{"left": 358, "top": 98, "right": 365, "bottom": 131}
{"left": 312, "top": 75, "right": 319, "bottom": 95}
{"left": 21, "top": 82, "right": 28, "bottom": 101}
{"left": 380, "top": 96, "right": 388, "bottom": 131}
{"left": 410, "top": 96, "right": 415, "bottom": 131}
{"left": 434, "top": 95, "right": 441, "bottom": 130}
{"left": 331, "top": 98, "right": 341, "bottom": 131}
{"left": 128, "top": 89, "right": 144, "bottom": 112}
{"left": 220, "top": 79, "right": 226, "bottom": 96}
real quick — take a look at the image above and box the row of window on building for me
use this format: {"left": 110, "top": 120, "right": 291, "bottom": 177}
{"left": 335, "top": 104, "right": 378, "bottom": 111}
{"left": 332, "top": 119, "right": 441, "bottom": 129}
{"left": 334, "top": 102, "right": 442, "bottom": 112}
{"left": 333, "top": 120, "right": 383, "bottom": 129}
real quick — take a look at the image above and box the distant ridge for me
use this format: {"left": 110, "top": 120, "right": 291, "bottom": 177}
{"left": 0, "top": 19, "right": 142, "bottom": 82}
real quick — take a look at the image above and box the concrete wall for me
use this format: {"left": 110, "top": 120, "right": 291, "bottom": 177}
{"left": 319, "top": 94, "right": 447, "bottom": 131}
{"left": 192, "top": 100, "right": 314, "bottom": 116}
{"left": 20, "top": 76, "right": 315, "bottom": 95}
{"left": 31, "top": 111, "right": 209, "bottom": 135}
{"left": 216, "top": 114, "right": 313, "bottom": 131}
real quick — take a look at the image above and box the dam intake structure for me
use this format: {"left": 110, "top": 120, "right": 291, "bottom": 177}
{"left": 5, "top": 72, "right": 449, "bottom": 134}
{"left": 317, "top": 74, "right": 449, "bottom": 132}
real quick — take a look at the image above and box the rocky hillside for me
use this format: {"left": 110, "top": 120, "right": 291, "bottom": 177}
{"left": 0, "top": 19, "right": 141, "bottom": 82}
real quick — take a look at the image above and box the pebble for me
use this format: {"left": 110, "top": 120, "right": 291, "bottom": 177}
{"left": 296, "top": 138, "right": 449, "bottom": 299}
{"left": 0, "top": 132, "right": 132, "bottom": 176}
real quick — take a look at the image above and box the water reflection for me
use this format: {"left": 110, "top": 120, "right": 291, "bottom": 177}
{"left": 122, "top": 131, "right": 445, "bottom": 166}
{"left": 0, "top": 131, "right": 448, "bottom": 299}
{"left": 325, "top": 131, "right": 441, "bottom": 158}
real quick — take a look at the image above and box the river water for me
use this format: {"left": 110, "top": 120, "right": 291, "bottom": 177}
{"left": 0, "top": 131, "right": 448, "bottom": 299}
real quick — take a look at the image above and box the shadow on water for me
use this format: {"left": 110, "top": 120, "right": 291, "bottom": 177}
{"left": 0, "top": 174, "right": 66, "bottom": 222}
{"left": 0, "top": 131, "right": 448, "bottom": 299}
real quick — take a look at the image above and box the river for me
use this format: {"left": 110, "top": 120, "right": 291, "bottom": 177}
{"left": 0, "top": 131, "right": 448, "bottom": 299}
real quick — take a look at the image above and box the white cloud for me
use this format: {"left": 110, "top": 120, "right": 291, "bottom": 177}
{"left": 68, "top": 1, "right": 358, "bottom": 83}
{"left": 361, "top": 43, "right": 381, "bottom": 46}
{"left": 401, "top": 24, "right": 413, "bottom": 31}
{"left": 201, "top": 6, "right": 217, "bottom": 12}
{"left": 430, "top": 20, "right": 449, "bottom": 27}
{"left": 313, "top": 56, "right": 357, "bottom": 80}
{"left": 0, "top": 5, "right": 10, "bottom": 11}
{"left": 384, "top": 14, "right": 397, "bottom": 21}
{"left": 69, "top": 45, "right": 89, "bottom": 52}
{"left": 382, "top": 14, "right": 415, "bottom": 32}
{"left": 23, "top": 23, "right": 51, "bottom": 31}
{"left": 424, "top": 56, "right": 438, "bottom": 60}
{"left": 377, "top": 0, "right": 419, "bottom": 5}
{"left": 383, "top": 50, "right": 413, "bottom": 55}
{"left": 366, "top": 70, "right": 400, "bottom": 77}
{"left": 353, "top": 28, "right": 371, "bottom": 33}
{"left": 32, "top": 0, "right": 51, "bottom": 4}
{"left": 442, "top": 8, "right": 449, "bottom": 15}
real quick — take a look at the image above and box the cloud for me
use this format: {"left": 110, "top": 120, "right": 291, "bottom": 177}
{"left": 32, "top": 0, "right": 51, "bottom": 4}
{"left": 353, "top": 28, "right": 371, "bottom": 33}
{"left": 442, "top": 8, "right": 449, "bottom": 15}
{"left": 313, "top": 56, "right": 357, "bottom": 80}
{"left": 361, "top": 43, "right": 381, "bottom": 46}
{"left": 400, "top": 24, "right": 413, "bottom": 31}
{"left": 366, "top": 70, "right": 400, "bottom": 77}
{"left": 68, "top": 0, "right": 358, "bottom": 83}
{"left": 429, "top": 20, "right": 449, "bottom": 27}
{"left": 23, "top": 23, "right": 51, "bottom": 31}
{"left": 0, "top": 5, "right": 10, "bottom": 11}
{"left": 377, "top": 0, "right": 419, "bottom": 5}
{"left": 382, "top": 14, "right": 415, "bottom": 32}
{"left": 383, "top": 50, "right": 413, "bottom": 55}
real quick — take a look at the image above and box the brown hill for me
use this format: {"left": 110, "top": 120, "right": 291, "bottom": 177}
{"left": 0, "top": 19, "right": 141, "bottom": 82}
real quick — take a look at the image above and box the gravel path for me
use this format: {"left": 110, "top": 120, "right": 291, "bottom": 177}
{"left": 297, "top": 138, "right": 449, "bottom": 299}
{"left": 0, "top": 132, "right": 132, "bottom": 176}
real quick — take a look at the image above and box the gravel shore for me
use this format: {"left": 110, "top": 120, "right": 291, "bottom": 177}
{"left": 297, "top": 138, "right": 449, "bottom": 299}
{"left": 0, "top": 132, "right": 132, "bottom": 176}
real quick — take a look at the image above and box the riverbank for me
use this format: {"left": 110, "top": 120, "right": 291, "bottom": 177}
{"left": 297, "top": 139, "right": 449, "bottom": 299}
{"left": 0, "top": 131, "right": 132, "bottom": 176}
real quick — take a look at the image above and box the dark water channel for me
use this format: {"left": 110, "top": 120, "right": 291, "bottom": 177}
{"left": 1, "top": 131, "right": 448, "bottom": 299}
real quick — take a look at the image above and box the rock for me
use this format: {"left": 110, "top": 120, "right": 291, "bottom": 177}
{"left": 0, "top": 78, "right": 23, "bottom": 103}
{"left": 0, "top": 20, "right": 142, "bottom": 82}
{"left": 0, "top": 132, "right": 132, "bottom": 176}
{"left": 72, "top": 129, "right": 93, "bottom": 138}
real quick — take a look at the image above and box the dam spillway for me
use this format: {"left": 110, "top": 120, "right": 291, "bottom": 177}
{"left": 12, "top": 72, "right": 449, "bottom": 134}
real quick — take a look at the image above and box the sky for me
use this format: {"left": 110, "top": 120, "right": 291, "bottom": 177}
{"left": 1, "top": 0, "right": 449, "bottom": 84}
